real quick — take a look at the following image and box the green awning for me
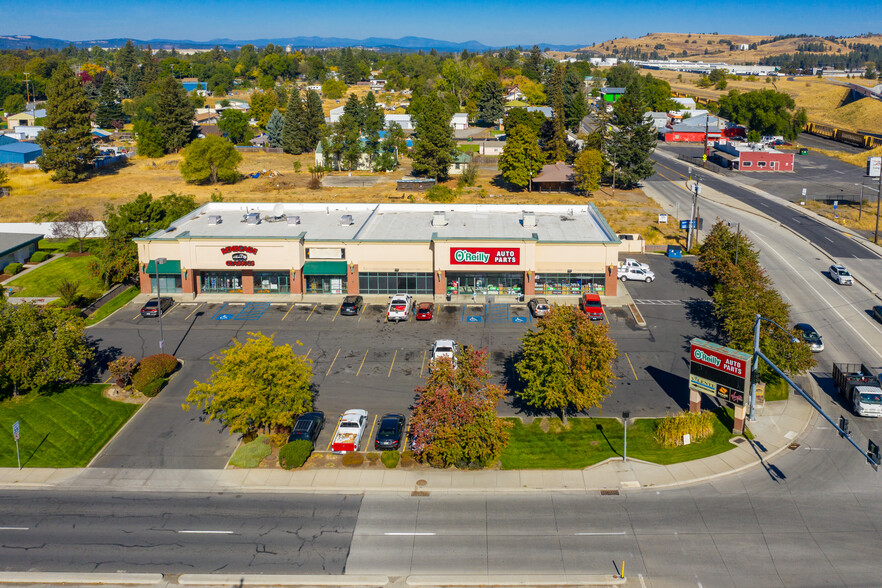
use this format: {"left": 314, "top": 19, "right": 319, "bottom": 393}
{"left": 302, "top": 260, "right": 347, "bottom": 275}
{"left": 145, "top": 259, "right": 182, "bottom": 275}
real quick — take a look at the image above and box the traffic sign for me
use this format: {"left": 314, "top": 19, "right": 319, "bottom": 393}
{"left": 680, "top": 219, "right": 693, "bottom": 230}
{"left": 12, "top": 421, "right": 19, "bottom": 441}
{"left": 512, "top": 316, "right": 527, "bottom": 323}
{"left": 466, "top": 315, "right": 482, "bottom": 323}
{"left": 12, "top": 421, "right": 20, "bottom": 470}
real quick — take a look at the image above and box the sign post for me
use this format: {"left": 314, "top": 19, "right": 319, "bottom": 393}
{"left": 622, "top": 411, "right": 630, "bottom": 463}
{"left": 688, "top": 339, "right": 752, "bottom": 433}
{"left": 12, "top": 421, "right": 20, "bottom": 470}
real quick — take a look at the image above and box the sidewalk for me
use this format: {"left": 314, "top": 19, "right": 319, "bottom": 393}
{"left": 0, "top": 390, "right": 815, "bottom": 495}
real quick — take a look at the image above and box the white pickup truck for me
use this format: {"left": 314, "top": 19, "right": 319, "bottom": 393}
{"left": 331, "top": 409, "right": 369, "bottom": 453}
{"left": 618, "top": 266, "right": 655, "bottom": 282}
{"left": 618, "top": 258, "right": 650, "bottom": 272}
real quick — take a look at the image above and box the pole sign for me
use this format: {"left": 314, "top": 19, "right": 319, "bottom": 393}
{"left": 12, "top": 421, "right": 19, "bottom": 441}
{"left": 450, "top": 247, "right": 520, "bottom": 265}
{"left": 868, "top": 156, "right": 881, "bottom": 178}
{"left": 689, "top": 338, "right": 752, "bottom": 407}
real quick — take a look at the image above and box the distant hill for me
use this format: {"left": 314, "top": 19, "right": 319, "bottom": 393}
{"left": 0, "top": 34, "right": 582, "bottom": 52}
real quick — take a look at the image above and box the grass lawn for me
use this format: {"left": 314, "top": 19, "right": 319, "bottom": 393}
{"left": 85, "top": 286, "right": 140, "bottom": 326}
{"left": 7, "top": 255, "right": 105, "bottom": 299}
{"left": 500, "top": 407, "right": 744, "bottom": 469}
{"left": 763, "top": 378, "right": 789, "bottom": 402}
{"left": 0, "top": 384, "right": 139, "bottom": 467}
{"left": 37, "top": 238, "right": 76, "bottom": 253}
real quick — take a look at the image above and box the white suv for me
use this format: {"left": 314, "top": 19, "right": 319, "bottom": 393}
{"left": 387, "top": 293, "right": 413, "bottom": 322}
{"left": 829, "top": 264, "right": 854, "bottom": 285}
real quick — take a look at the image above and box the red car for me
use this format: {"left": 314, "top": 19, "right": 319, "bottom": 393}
{"left": 578, "top": 293, "right": 604, "bottom": 321}
{"left": 415, "top": 301, "right": 434, "bottom": 321}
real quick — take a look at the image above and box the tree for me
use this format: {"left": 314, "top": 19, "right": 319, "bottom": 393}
{"left": 265, "top": 109, "right": 284, "bottom": 148}
{"left": 94, "top": 75, "right": 124, "bottom": 128}
{"left": 515, "top": 305, "right": 618, "bottom": 424}
{"left": 154, "top": 75, "right": 195, "bottom": 153}
{"left": 548, "top": 64, "right": 568, "bottom": 162}
{"left": 716, "top": 89, "right": 807, "bottom": 141}
{"left": 409, "top": 346, "right": 511, "bottom": 468}
{"left": 440, "top": 59, "right": 478, "bottom": 107}
{"left": 321, "top": 79, "right": 347, "bottom": 99}
{"left": 573, "top": 149, "right": 603, "bottom": 195}
{"left": 607, "top": 82, "right": 656, "bottom": 189}
{"left": 185, "top": 332, "right": 313, "bottom": 436}
{"left": 180, "top": 136, "right": 242, "bottom": 184}
{"left": 282, "top": 86, "right": 306, "bottom": 154}
{"left": 51, "top": 207, "right": 97, "bottom": 253}
{"left": 477, "top": 79, "right": 505, "bottom": 124}
{"left": 303, "top": 90, "right": 325, "bottom": 152}
{"left": 361, "top": 92, "right": 384, "bottom": 166}
{"left": 134, "top": 120, "right": 164, "bottom": 158}
{"left": 218, "top": 109, "right": 251, "bottom": 144}
{"left": 523, "top": 45, "right": 542, "bottom": 81}
{"left": 411, "top": 93, "right": 456, "bottom": 180}
{"left": 248, "top": 89, "right": 278, "bottom": 128}
{"left": 36, "top": 65, "right": 97, "bottom": 183}
{"left": 0, "top": 301, "right": 93, "bottom": 397}
{"left": 2, "top": 93, "right": 25, "bottom": 114}
{"left": 499, "top": 124, "right": 545, "bottom": 190}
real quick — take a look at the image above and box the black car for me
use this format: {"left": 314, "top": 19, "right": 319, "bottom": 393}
{"left": 873, "top": 305, "right": 882, "bottom": 323}
{"left": 140, "top": 297, "right": 174, "bottom": 318}
{"left": 287, "top": 412, "right": 325, "bottom": 446}
{"left": 340, "top": 295, "right": 364, "bottom": 316}
{"left": 794, "top": 323, "right": 824, "bottom": 353}
{"left": 374, "top": 413, "right": 406, "bottom": 450}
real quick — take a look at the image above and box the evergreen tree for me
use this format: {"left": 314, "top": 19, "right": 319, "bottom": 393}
{"left": 282, "top": 86, "right": 306, "bottom": 154}
{"left": 265, "top": 109, "right": 284, "bottom": 148}
{"left": 523, "top": 45, "right": 542, "bottom": 81}
{"left": 499, "top": 124, "right": 545, "bottom": 191}
{"left": 303, "top": 90, "right": 325, "bottom": 151}
{"left": 563, "top": 68, "right": 587, "bottom": 132}
{"left": 361, "top": 92, "right": 384, "bottom": 166}
{"left": 549, "top": 63, "right": 568, "bottom": 162}
{"left": 607, "top": 82, "right": 656, "bottom": 189}
{"left": 411, "top": 93, "right": 456, "bottom": 180}
{"left": 94, "top": 74, "right": 124, "bottom": 128}
{"left": 36, "top": 65, "right": 97, "bottom": 183}
{"left": 133, "top": 120, "right": 164, "bottom": 158}
{"left": 477, "top": 79, "right": 505, "bottom": 124}
{"left": 155, "top": 76, "right": 195, "bottom": 153}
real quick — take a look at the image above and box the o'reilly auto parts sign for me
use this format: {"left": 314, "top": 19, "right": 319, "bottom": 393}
{"left": 689, "top": 338, "right": 751, "bottom": 406}
{"left": 450, "top": 247, "right": 520, "bottom": 265}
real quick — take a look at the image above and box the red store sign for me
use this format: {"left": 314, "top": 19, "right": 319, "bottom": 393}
{"left": 450, "top": 247, "right": 520, "bottom": 265}
{"left": 690, "top": 343, "right": 747, "bottom": 378}
{"left": 221, "top": 245, "right": 257, "bottom": 267}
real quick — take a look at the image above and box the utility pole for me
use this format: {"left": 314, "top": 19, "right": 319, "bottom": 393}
{"left": 735, "top": 223, "right": 741, "bottom": 265}
{"left": 877, "top": 173, "right": 882, "bottom": 245}
{"left": 859, "top": 184, "right": 863, "bottom": 222}
{"left": 703, "top": 114, "right": 709, "bottom": 168}
{"left": 687, "top": 176, "right": 701, "bottom": 252}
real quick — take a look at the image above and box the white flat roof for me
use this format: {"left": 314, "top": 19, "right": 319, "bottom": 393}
{"left": 144, "top": 203, "right": 619, "bottom": 244}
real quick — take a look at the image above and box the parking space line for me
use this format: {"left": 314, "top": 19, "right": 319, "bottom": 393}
{"left": 625, "top": 353, "right": 638, "bottom": 380}
{"left": 304, "top": 348, "right": 311, "bottom": 359}
{"left": 367, "top": 415, "right": 378, "bottom": 449}
{"left": 356, "top": 349, "right": 369, "bottom": 377}
{"left": 331, "top": 306, "right": 341, "bottom": 322}
{"left": 185, "top": 303, "right": 203, "bottom": 321}
{"left": 402, "top": 427, "right": 409, "bottom": 452}
{"left": 306, "top": 303, "right": 317, "bottom": 322}
{"left": 326, "top": 417, "right": 342, "bottom": 452}
{"left": 282, "top": 304, "right": 295, "bottom": 321}
{"left": 461, "top": 305, "right": 465, "bottom": 322}
{"left": 103, "top": 375, "right": 113, "bottom": 384}
{"left": 325, "top": 348, "right": 341, "bottom": 376}
{"left": 419, "top": 349, "right": 427, "bottom": 378}
{"left": 358, "top": 308, "right": 364, "bottom": 322}
{"left": 388, "top": 349, "right": 397, "bottom": 377}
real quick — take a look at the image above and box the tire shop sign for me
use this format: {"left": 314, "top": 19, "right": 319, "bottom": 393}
{"left": 688, "top": 338, "right": 751, "bottom": 406}
{"left": 221, "top": 245, "right": 257, "bottom": 266}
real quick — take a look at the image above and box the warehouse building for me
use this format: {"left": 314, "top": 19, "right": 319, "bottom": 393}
{"left": 136, "top": 203, "right": 622, "bottom": 300}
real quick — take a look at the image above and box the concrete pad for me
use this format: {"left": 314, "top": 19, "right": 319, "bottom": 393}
{"left": 516, "top": 470, "right": 544, "bottom": 488}
{"left": 559, "top": 470, "right": 585, "bottom": 489}
{"left": 681, "top": 458, "right": 716, "bottom": 480}
{"left": 258, "top": 469, "right": 297, "bottom": 488}
{"left": 216, "top": 469, "right": 250, "bottom": 487}
{"left": 423, "top": 470, "right": 453, "bottom": 489}
{"left": 539, "top": 470, "right": 565, "bottom": 488}
{"left": 632, "top": 465, "right": 677, "bottom": 487}
{"left": 409, "top": 574, "right": 626, "bottom": 586}
{"left": 379, "top": 469, "right": 411, "bottom": 490}
{"left": 0, "top": 572, "right": 164, "bottom": 585}
{"left": 179, "top": 573, "right": 388, "bottom": 586}
{"left": 355, "top": 470, "right": 386, "bottom": 488}
{"left": 240, "top": 469, "right": 273, "bottom": 486}
{"left": 285, "top": 471, "right": 317, "bottom": 487}
{"left": 311, "top": 469, "right": 340, "bottom": 487}
{"left": 492, "top": 470, "right": 521, "bottom": 489}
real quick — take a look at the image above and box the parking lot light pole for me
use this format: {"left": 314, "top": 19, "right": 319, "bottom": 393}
{"left": 622, "top": 411, "right": 630, "bottom": 462}
{"left": 155, "top": 257, "right": 166, "bottom": 351}
{"left": 749, "top": 314, "right": 798, "bottom": 422}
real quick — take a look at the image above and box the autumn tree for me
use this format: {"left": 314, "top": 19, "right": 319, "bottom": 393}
{"left": 248, "top": 89, "right": 278, "bottom": 128}
{"left": 515, "top": 305, "right": 618, "bottom": 424}
{"left": 185, "top": 332, "right": 314, "bottom": 436}
{"left": 51, "top": 207, "right": 98, "bottom": 253}
{"left": 499, "top": 124, "right": 545, "bottom": 191}
{"left": 573, "top": 149, "right": 603, "bottom": 195}
{"left": 409, "top": 346, "right": 511, "bottom": 468}
{"left": 180, "top": 135, "right": 242, "bottom": 184}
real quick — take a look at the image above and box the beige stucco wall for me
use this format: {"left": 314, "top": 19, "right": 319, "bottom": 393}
{"left": 351, "top": 242, "right": 433, "bottom": 272}
{"left": 533, "top": 243, "right": 618, "bottom": 272}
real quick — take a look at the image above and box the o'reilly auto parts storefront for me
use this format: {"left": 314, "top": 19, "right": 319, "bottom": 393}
{"left": 135, "top": 203, "right": 622, "bottom": 299}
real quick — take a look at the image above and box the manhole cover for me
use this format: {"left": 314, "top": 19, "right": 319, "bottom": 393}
{"left": 732, "top": 437, "right": 746, "bottom": 444}
{"left": 788, "top": 442, "right": 800, "bottom": 450}
{"left": 600, "top": 489, "right": 620, "bottom": 496}
{"left": 416, "top": 479, "right": 427, "bottom": 487}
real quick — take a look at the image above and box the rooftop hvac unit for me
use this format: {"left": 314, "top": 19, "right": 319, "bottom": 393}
{"left": 245, "top": 212, "right": 260, "bottom": 225}
{"left": 431, "top": 211, "right": 448, "bottom": 227}
{"left": 340, "top": 214, "right": 354, "bottom": 226}
{"left": 287, "top": 215, "right": 301, "bottom": 225}
{"left": 522, "top": 211, "right": 537, "bottom": 228}
{"left": 207, "top": 215, "right": 222, "bottom": 225}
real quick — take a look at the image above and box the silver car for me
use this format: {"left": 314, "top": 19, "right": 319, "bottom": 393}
{"left": 829, "top": 264, "right": 854, "bottom": 285}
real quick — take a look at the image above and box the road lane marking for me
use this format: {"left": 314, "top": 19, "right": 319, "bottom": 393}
{"left": 574, "top": 531, "right": 627, "bottom": 535}
{"left": 419, "top": 349, "right": 427, "bottom": 378}
{"left": 384, "top": 532, "right": 436, "bottom": 536}
{"left": 282, "top": 304, "right": 294, "bottom": 321}
{"left": 0, "top": 527, "right": 29, "bottom": 531}
{"left": 177, "top": 530, "right": 234, "bottom": 534}
{"left": 625, "top": 353, "right": 638, "bottom": 380}
{"left": 388, "top": 349, "right": 398, "bottom": 377}
{"left": 356, "top": 350, "right": 369, "bottom": 377}
{"left": 326, "top": 348, "right": 341, "bottom": 376}
{"left": 306, "top": 303, "right": 317, "bottom": 321}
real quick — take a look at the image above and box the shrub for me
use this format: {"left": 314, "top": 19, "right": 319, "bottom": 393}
{"left": 366, "top": 451, "right": 380, "bottom": 463}
{"left": 108, "top": 355, "right": 139, "bottom": 389}
{"left": 381, "top": 451, "right": 400, "bottom": 468}
{"left": 279, "top": 440, "right": 313, "bottom": 470}
{"left": 400, "top": 450, "right": 415, "bottom": 467}
{"left": 655, "top": 411, "right": 716, "bottom": 448}
{"left": 140, "top": 377, "right": 167, "bottom": 397}
{"left": 3, "top": 262, "right": 22, "bottom": 275}
{"left": 229, "top": 435, "right": 272, "bottom": 468}
{"left": 307, "top": 176, "right": 322, "bottom": 189}
{"left": 426, "top": 185, "right": 457, "bottom": 203}
{"left": 132, "top": 353, "right": 178, "bottom": 392}
{"left": 341, "top": 452, "right": 364, "bottom": 467}
{"left": 29, "top": 251, "right": 51, "bottom": 263}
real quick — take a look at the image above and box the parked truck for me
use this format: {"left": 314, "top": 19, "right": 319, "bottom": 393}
{"left": 331, "top": 409, "right": 368, "bottom": 453}
{"left": 618, "top": 258, "right": 650, "bottom": 272}
{"left": 833, "top": 363, "right": 882, "bottom": 418}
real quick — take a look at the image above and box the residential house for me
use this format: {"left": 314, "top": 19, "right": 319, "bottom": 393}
{"left": 327, "top": 106, "right": 346, "bottom": 124}
{"left": 644, "top": 112, "right": 671, "bottom": 131}
{"left": 448, "top": 152, "right": 472, "bottom": 176}
{"left": 504, "top": 86, "right": 526, "bottom": 102}
{"left": 5, "top": 109, "right": 46, "bottom": 128}
{"left": 600, "top": 88, "right": 626, "bottom": 103}
{"left": 659, "top": 114, "right": 744, "bottom": 143}
{"left": 314, "top": 140, "right": 398, "bottom": 171}
{"left": 712, "top": 140, "right": 794, "bottom": 172}
{"left": 0, "top": 142, "right": 42, "bottom": 164}
{"left": 196, "top": 111, "right": 221, "bottom": 125}
{"left": 527, "top": 106, "right": 553, "bottom": 118}
{"left": 385, "top": 113, "right": 414, "bottom": 130}
{"left": 370, "top": 79, "right": 387, "bottom": 92}
{"left": 223, "top": 100, "right": 250, "bottom": 111}
{"left": 531, "top": 163, "right": 575, "bottom": 192}
{"left": 306, "top": 84, "right": 322, "bottom": 92}
{"left": 450, "top": 113, "right": 469, "bottom": 130}
{"left": 671, "top": 97, "right": 696, "bottom": 110}
{"left": 198, "top": 125, "right": 222, "bottom": 138}
{"left": 11, "top": 126, "right": 43, "bottom": 140}
{"left": 476, "top": 139, "right": 506, "bottom": 156}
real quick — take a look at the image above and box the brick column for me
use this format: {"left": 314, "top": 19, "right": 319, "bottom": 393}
{"left": 434, "top": 270, "right": 446, "bottom": 296}
{"left": 604, "top": 265, "right": 618, "bottom": 296}
{"left": 732, "top": 404, "right": 747, "bottom": 435}
{"left": 242, "top": 270, "right": 254, "bottom": 295}
{"left": 181, "top": 270, "right": 195, "bottom": 295}
{"left": 139, "top": 266, "right": 152, "bottom": 294}
{"left": 347, "top": 263, "right": 359, "bottom": 294}
{"left": 291, "top": 270, "right": 302, "bottom": 295}
{"left": 523, "top": 271, "right": 535, "bottom": 296}
{"left": 195, "top": 271, "right": 202, "bottom": 295}
{"left": 689, "top": 389, "right": 702, "bottom": 413}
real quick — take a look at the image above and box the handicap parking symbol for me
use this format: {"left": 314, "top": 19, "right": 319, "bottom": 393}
{"left": 466, "top": 315, "right": 483, "bottom": 323}
{"left": 512, "top": 316, "right": 527, "bottom": 323}
{"left": 216, "top": 314, "right": 235, "bottom": 320}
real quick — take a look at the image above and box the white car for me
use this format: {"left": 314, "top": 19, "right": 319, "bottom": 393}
{"left": 431, "top": 339, "right": 459, "bottom": 368}
{"left": 829, "top": 264, "right": 854, "bottom": 285}
{"left": 619, "top": 267, "right": 655, "bottom": 282}
{"left": 387, "top": 293, "right": 413, "bottom": 322}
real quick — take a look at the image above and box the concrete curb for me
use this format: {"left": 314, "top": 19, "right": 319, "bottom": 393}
{"left": 405, "top": 575, "right": 626, "bottom": 586}
{"left": 177, "top": 574, "right": 388, "bottom": 586}
{"left": 0, "top": 572, "right": 163, "bottom": 584}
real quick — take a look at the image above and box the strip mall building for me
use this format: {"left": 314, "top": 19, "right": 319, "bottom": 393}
{"left": 136, "top": 203, "right": 622, "bottom": 299}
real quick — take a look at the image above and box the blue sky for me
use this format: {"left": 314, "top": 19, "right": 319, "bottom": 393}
{"left": 11, "top": 0, "right": 880, "bottom": 46}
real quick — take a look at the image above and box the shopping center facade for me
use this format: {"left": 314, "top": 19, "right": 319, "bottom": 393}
{"left": 135, "top": 203, "right": 623, "bottom": 299}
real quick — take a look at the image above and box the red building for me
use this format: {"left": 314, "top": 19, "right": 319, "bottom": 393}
{"left": 659, "top": 114, "right": 745, "bottom": 143}
{"left": 712, "top": 140, "right": 794, "bottom": 171}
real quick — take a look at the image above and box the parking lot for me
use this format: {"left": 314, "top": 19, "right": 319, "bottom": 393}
{"left": 89, "top": 254, "right": 712, "bottom": 467}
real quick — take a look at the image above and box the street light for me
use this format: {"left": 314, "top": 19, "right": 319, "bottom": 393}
{"left": 748, "top": 314, "right": 798, "bottom": 422}
{"left": 622, "top": 411, "right": 630, "bottom": 462}
{"left": 155, "top": 257, "right": 167, "bottom": 352}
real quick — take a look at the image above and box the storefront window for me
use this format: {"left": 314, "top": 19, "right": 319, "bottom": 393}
{"left": 306, "top": 275, "right": 345, "bottom": 294}
{"left": 534, "top": 273, "right": 605, "bottom": 296}
{"left": 358, "top": 272, "right": 433, "bottom": 294}
{"left": 254, "top": 271, "right": 290, "bottom": 294}
{"left": 201, "top": 271, "right": 243, "bottom": 293}
{"left": 447, "top": 273, "right": 523, "bottom": 296}
{"left": 150, "top": 275, "right": 182, "bottom": 294}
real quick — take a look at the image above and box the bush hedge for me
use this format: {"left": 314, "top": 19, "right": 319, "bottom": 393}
{"left": 381, "top": 451, "right": 400, "bottom": 469}
{"left": 139, "top": 378, "right": 167, "bottom": 397}
{"left": 341, "top": 452, "right": 364, "bottom": 467}
{"left": 229, "top": 436, "right": 272, "bottom": 468}
{"left": 400, "top": 450, "right": 415, "bottom": 467}
{"left": 3, "top": 262, "right": 22, "bottom": 275}
{"left": 132, "top": 353, "right": 178, "bottom": 393}
{"left": 279, "top": 440, "right": 313, "bottom": 469}
{"left": 29, "top": 251, "right": 51, "bottom": 263}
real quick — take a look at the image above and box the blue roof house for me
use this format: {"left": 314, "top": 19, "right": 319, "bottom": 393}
{"left": 0, "top": 142, "right": 42, "bottom": 164}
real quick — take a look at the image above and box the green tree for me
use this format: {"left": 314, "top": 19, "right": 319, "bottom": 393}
{"left": 180, "top": 136, "right": 242, "bottom": 184}
{"left": 563, "top": 69, "right": 588, "bottom": 131}
{"left": 523, "top": 45, "right": 542, "bottom": 81}
{"left": 282, "top": 86, "right": 306, "bottom": 154}
{"left": 265, "top": 109, "right": 284, "bottom": 148}
{"left": 303, "top": 89, "right": 325, "bottom": 152}
{"left": 36, "top": 65, "right": 97, "bottom": 183}
{"left": 411, "top": 93, "right": 456, "bottom": 180}
{"left": 515, "top": 305, "right": 618, "bottom": 424}
{"left": 573, "top": 148, "right": 603, "bottom": 195}
{"left": 133, "top": 120, "right": 164, "bottom": 158}
{"left": 2, "top": 93, "right": 26, "bottom": 114}
{"left": 361, "top": 92, "right": 384, "bottom": 166}
{"left": 409, "top": 346, "right": 511, "bottom": 468}
{"left": 155, "top": 75, "right": 195, "bottom": 152}
{"left": 218, "top": 109, "right": 251, "bottom": 144}
{"left": 548, "top": 64, "right": 568, "bottom": 162}
{"left": 716, "top": 89, "right": 807, "bottom": 141}
{"left": 185, "top": 332, "right": 314, "bottom": 436}
{"left": 607, "top": 82, "right": 656, "bottom": 189}
{"left": 477, "top": 79, "right": 505, "bottom": 124}
{"left": 248, "top": 89, "right": 278, "bottom": 128}
{"left": 321, "top": 79, "right": 347, "bottom": 99}
{"left": 499, "top": 123, "right": 545, "bottom": 191}
{"left": 0, "top": 301, "right": 93, "bottom": 397}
